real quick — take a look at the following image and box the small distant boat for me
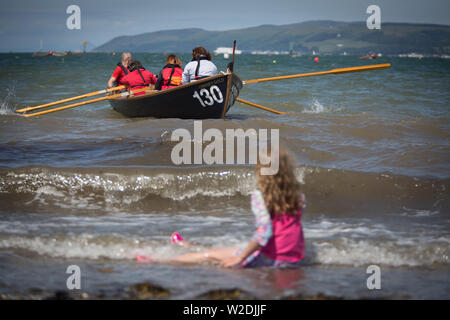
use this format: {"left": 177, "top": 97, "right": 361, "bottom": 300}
{"left": 32, "top": 40, "right": 48, "bottom": 57}
{"left": 32, "top": 40, "right": 86, "bottom": 57}
{"left": 32, "top": 51, "right": 67, "bottom": 57}
{"left": 360, "top": 54, "right": 378, "bottom": 59}
{"left": 66, "top": 51, "right": 85, "bottom": 55}
{"left": 214, "top": 47, "right": 241, "bottom": 58}
{"left": 214, "top": 47, "right": 242, "bottom": 55}
{"left": 109, "top": 73, "right": 242, "bottom": 119}
{"left": 32, "top": 51, "right": 51, "bottom": 57}
{"left": 289, "top": 42, "right": 301, "bottom": 57}
{"left": 50, "top": 51, "right": 67, "bottom": 57}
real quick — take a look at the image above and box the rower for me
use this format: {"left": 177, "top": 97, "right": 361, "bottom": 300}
{"left": 182, "top": 47, "right": 217, "bottom": 84}
{"left": 155, "top": 54, "right": 183, "bottom": 90}
{"left": 108, "top": 52, "right": 132, "bottom": 88}
{"left": 120, "top": 61, "right": 157, "bottom": 96}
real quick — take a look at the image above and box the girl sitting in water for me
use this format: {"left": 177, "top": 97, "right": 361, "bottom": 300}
{"left": 137, "top": 149, "right": 306, "bottom": 268}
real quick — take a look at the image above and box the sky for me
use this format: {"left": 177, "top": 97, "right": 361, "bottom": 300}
{"left": 0, "top": 0, "right": 449, "bottom": 52}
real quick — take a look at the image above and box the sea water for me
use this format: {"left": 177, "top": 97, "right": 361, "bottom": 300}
{"left": 0, "top": 53, "right": 448, "bottom": 299}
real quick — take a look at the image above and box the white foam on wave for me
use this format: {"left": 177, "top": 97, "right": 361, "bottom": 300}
{"left": 303, "top": 98, "right": 341, "bottom": 114}
{"left": 25, "top": 186, "right": 65, "bottom": 206}
{"left": 0, "top": 234, "right": 190, "bottom": 260}
{"left": 302, "top": 217, "right": 450, "bottom": 267}
{"left": 305, "top": 220, "right": 397, "bottom": 240}
{"left": 309, "top": 238, "right": 449, "bottom": 267}
{"left": 0, "top": 226, "right": 448, "bottom": 267}
{"left": 0, "top": 85, "right": 17, "bottom": 115}
{"left": 400, "top": 208, "right": 441, "bottom": 218}
{"left": 0, "top": 167, "right": 307, "bottom": 211}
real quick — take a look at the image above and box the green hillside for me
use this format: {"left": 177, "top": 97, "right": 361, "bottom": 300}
{"left": 93, "top": 20, "right": 450, "bottom": 55}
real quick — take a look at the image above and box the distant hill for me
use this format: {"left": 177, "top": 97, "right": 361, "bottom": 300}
{"left": 93, "top": 20, "right": 450, "bottom": 55}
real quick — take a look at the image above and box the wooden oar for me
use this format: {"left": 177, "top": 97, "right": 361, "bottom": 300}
{"left": 16, "top": 85, "right": 126, "bottom": 113}
{"left": 243, "top": 63, "right": 391, "bottom": 84}
{"left": 236, "top": 98, "right": 287, "bottom": 115}
{"left": 22, "top": 88, "right": 149, "bottom": 117}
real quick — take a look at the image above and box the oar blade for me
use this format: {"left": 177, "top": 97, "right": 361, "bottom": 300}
{"left": 331, "top": 63, "right": 391, "bottom": 75}
{"left": 236, "top": 98, "right": 287, "bottom": 115}
{"left": 244, "top": 63, "right": 391, "bottom": 84}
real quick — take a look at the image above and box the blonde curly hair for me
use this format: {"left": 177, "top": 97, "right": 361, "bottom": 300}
{"left": 257, "top": 148, "right": 302, "bottom": 216}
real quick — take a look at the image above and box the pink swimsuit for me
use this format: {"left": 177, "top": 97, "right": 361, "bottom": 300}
{"left": 240, "top": 190, "right": 305, "bottom": 268}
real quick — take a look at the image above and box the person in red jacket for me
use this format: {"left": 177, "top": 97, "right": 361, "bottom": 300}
{"left": 120, "top": 61, "right": 157, "bottom": 96}
{"left": 107, "top": 52, "right": 132, "bottom": 88}
{"left": 155, "top": 54, "right": 183, "bottom": 90}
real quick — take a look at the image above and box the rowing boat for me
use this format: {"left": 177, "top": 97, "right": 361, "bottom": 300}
{"left": 109, "top": 72, "right": 243, "bottom": 119}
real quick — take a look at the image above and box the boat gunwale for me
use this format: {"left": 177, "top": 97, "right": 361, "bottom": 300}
{"left": 110, "top": 72, "right": 240, "bottom": 101}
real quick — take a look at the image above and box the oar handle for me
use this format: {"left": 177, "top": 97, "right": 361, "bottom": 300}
{"left": 23, "top": 87, "right": 148, "bottom": 117}
{"left": 16, "top": 85, "right": 126, "bottom": 113}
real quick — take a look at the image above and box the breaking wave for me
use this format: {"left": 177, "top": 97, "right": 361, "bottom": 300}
{"left": 0, "top": 220, "right": 448, "bottom": 267}
{"left": 303, "top": 99, "right": 341, "bottom": 114}
{"left": 0, "top": 166, "right": 447, "bottom": 214}
{"left": 0, "top": 85, "right": 17, "bottom": 115}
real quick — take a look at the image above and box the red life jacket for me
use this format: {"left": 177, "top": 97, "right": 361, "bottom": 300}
{"left": 121, "top": 68, "right": 157, "bottom": 96}
{"left": 161, "top": 64, "right": 183, "bottom": 90}
{"left": 114, "top": 62, "right": 130, "bottom": 86}
{"left": 260, "top": 208, "right": 305, "bottom": 263}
